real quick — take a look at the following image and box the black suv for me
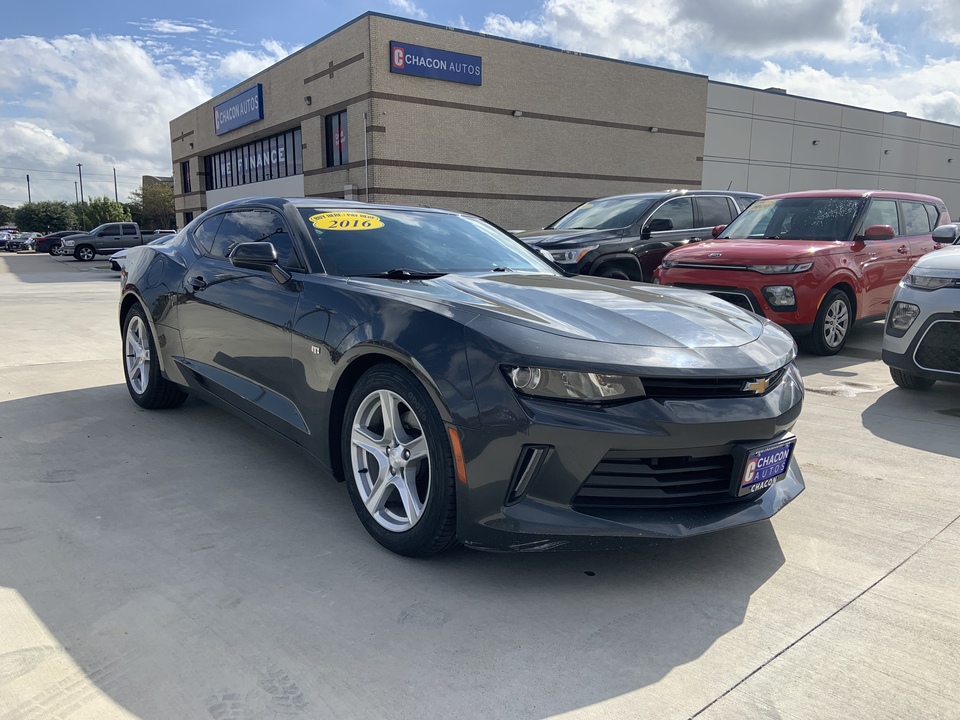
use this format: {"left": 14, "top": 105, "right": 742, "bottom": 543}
{"left": 515, "top": 190, "right": 762, "bottom": 281}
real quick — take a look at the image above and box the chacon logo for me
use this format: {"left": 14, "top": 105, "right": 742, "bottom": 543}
{"left": 392, "top": 46, "right": 406, "bottom": 69}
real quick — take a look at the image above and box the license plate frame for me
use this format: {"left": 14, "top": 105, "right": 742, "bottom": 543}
{"left": 732, "top": 434, "right": 796, "bottom": 498}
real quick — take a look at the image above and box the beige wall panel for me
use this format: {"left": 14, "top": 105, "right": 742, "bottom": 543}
{"left": 790, "top": 127, "right": 841, "bottom": 167}
{"left": 841, "top": 106, "right": 884, "bottom": 133}
{"left": 704, "top": 112, "right": 752, "bottom": 159}
{"left": 752, "top": 91, "right": 796, "bottom": 120}
{"left": 838, "top": 131, "right": 882, "bottom": 171}
{"left": 917, "top": 143, "right": 954, "bottom": 178}
{"left": 920, "top": 121, "right": 953, "bottom": 144}
{"left": 836, "top": 172, "right": 880, "bottom": 189}
{"left": 746, "top": 165, "right": 791, "bottom": 195}
{"left": 876, "top": 174, "right": 917, "bottom": 193}
{"left": 706, "top": 83, "right": 754, "bottom": 113}
{"left": 748, "top": 120, "right": 794, "bottom": 163}
{"left": 881, "top": 114, "right": 921, "bottom": 140}
{"left": 794, "top": 98, "right": 842, "bottom": 127}
{"left": 788, "top": 168, "right": 839, "bottom": 192}
{"left": 878, "top": 138, "right": 920, "bottom": 176}
{"left": 701, "top": 159, "right": 750, "bottom": 193}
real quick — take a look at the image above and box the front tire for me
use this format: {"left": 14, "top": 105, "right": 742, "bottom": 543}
{"left": 342, "top": 363, "right": 458, "bottom": 557}
{"left": 800, "top": 288, "right": 852, "bottom": 356}
{"left": 890, "top": 367, "right": 936, "bottom": 390}
{"left": 122, "top": 304, "right": 188, "bottom": 409}
{"left": 598, "top": 267, "right": 631, "bottom": 281}
{"left": 74, "top": 245, "right": 96, "bottom": 261}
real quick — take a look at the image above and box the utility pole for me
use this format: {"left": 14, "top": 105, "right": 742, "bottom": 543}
{"left": 26, "top": 175, "right": 31, "bottom": 203}
{"left": 74, "top": 182, "right": 80, "bottom": 227}
{"left": 77, "top": 164, "right": 86, "bottom": 230}
{"left": 113, "top": 167, "right": 119, "bottom": 202}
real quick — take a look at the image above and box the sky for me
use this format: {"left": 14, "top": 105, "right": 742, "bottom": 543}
{"left": 1, "top": 0, "right": 959, "bottom": 209}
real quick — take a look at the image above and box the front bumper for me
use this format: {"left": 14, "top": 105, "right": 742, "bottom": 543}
{"left": 882, "top": 285, "right": 960, "bottom": 383}
{"left": 454, "top": 377, "right": 805, "bottom": 551}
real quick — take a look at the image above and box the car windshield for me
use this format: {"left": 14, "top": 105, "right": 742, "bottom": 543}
{"left": 720, "top": 196, "right": 866, "bottom": 241}
{"left": 549, "top": 197, "right": 657, "bottom": 230}
{"left": 298, "top": 208, "right": 558, "bottom": 277}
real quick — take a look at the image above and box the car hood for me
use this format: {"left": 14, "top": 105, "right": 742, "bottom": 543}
{"left": 349, "top": 272, "right": 767, "bottom": 348}
{"left": 513, "top": 228, "right": 623, "bottom": 247}
{"left": 909, "top": 245, "right": 960, "bottom": 276}
{"left": 668, "top": 239, "right": 844, "bottom": 264}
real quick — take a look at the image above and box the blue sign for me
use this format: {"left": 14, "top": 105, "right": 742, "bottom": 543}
{"left": 390, "top": 41, "right": 481, "bottom": 86}
{"left": 214, "top": 84, "right": 264, "bottom": 136}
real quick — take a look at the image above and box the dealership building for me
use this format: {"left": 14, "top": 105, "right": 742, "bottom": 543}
{"left": 170, "top": 11, "right": 960, "bottom": 230}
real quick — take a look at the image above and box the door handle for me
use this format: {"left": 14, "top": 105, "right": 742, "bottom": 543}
{"left": 897, "top": 245, "right": 909, "bottom": 254}
{"left": 187, "top": 275, "right": 207, "bottom": 290}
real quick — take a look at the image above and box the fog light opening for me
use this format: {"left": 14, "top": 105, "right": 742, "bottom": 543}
{"left": 889, "top": 302, "right": 920, "bottom": 332}
{"left": 506, "top": 445, "right": 550, "bottom": 505}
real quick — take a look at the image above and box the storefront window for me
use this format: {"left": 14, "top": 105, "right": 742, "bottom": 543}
{"left": 325, "top": 111, "right": 348, "bottom": 167}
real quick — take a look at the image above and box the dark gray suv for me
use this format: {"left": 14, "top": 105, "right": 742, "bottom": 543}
{"left": 516, "top": 190, "right": 762, "bottom": 282}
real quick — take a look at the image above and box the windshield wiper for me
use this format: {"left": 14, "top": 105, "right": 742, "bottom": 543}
{"left": 355, "top": 268, "right": 446, "bottom": 279}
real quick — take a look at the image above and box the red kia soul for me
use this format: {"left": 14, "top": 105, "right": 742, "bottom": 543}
{"left": 655, "top": 190, "right": 950, "bottom": 354}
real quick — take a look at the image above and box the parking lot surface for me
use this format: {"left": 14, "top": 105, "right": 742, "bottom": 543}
{"left": 1, "top": 251, "right": 958, "bottom": 720}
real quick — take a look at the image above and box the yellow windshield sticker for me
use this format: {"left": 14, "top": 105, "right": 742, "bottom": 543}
{"left": 309, "top": 211, "right": 384, "bottom": 231}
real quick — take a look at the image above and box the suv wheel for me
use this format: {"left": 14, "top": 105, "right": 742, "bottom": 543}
{"left": 800, "top": 289, "right": 851, "bottom": 356}
{"left": 74, "top": 245, "right": 96, "bottom": 261}
{"left": 890, "top": 367, "right": 936, "bottom": 391}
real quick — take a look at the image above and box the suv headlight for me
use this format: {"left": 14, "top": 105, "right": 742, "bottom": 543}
{"left": 903, "top": 274, "right": 959, "bottom": 290}
{"left": 747, "top": 263, "right": 813, "bottom": 274}
{"left": 504, "top": 366, "right": 646, "bottom": 402}
{"left": 63, "top": 239, "right": 76, "bottom": 246}
{"left": 550, "top": 245, "right": 598, "bottom": 264}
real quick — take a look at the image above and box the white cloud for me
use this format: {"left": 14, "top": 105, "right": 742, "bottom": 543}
{"left": 482, "top": 14, "right": 545, "bottom": 42}
{"left": 388, "top": 0, "right": 429, "bottom": 21}
{"left": 217, "top": 39, "right": 299, "bottom": 81}
{"left": 146, "top": 20, "right": 199, "bottom": 34}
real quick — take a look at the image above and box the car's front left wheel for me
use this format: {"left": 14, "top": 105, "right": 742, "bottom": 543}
{"left": 890, "top": 367, "right": 936, "bottom": 391}
{"left": 122, "top": 304, "right": 188, "bottom": 409}
{"left": 342, "top": 363, "right": 458, "bottom": 557}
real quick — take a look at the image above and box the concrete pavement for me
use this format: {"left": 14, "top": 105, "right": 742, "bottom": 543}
{"left": 1, "top": 251, "right": 957, "bottom": 720}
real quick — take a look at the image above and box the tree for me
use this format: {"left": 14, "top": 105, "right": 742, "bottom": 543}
{"left": 128, "top": 182, "right": 175, "bottom": 231}
{"left": 12, "top": 201, "right": 78, "bottom": 233}
{"left": 0, "top": 204, "right": 14, "bottom": 226}
{"left": 83, "top": 196, "right": 131, "bottom": 227}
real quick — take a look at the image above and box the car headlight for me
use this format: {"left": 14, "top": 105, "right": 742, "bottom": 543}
{"left": 903, "top": 274, "right": 960, "bottom": 290}
{"left": 550, "top": 245, "right": 598, "bottom": 264}
{"left": 747, "top": 263, "right": 813, "bottom": 274}
{"left": 661, "top": 257, "right": 678, "bottom": 269}
{"left": 63, "top": 239, "right": 75, "bottom": 246}
{"left": 886, "top": 302, "right": 920, "bottom": 335}
{"left": 504, "top": 366, "right": 646, "bottom": 402}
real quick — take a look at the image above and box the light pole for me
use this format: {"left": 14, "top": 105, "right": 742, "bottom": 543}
{"left": 74, "top": 182, "right": 80, "bottom": 227}
{"left": 76, "top": 164, "right": 86, "bottom": 230}
{"left": 113, "top": 167, "right": 119, "bottom": 202}
{"left": 26, "top": 174, "right": 31, "bottom": 203}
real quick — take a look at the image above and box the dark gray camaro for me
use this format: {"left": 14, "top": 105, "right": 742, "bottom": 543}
{"left": 119, "top": 197, "right": 805, "bottom": 557}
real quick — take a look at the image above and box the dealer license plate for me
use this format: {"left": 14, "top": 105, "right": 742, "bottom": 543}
{"left": 738, "top": 437, "right": 795, "bottom": 497}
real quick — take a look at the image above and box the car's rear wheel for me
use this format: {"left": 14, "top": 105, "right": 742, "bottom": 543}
{"left": 800, "top": 289, "right": 851, "bottom": 356}
{"left": 342, "top": 364, "right": 458, "bottom": 557}
{"left": 122, "top": 304, "right": 188, "bottom": 409}
{"left": 74, "top": 245, "right": 95, "bottom": 261}
{"left": 890, "top": 367, "right": 936, "bottom": 391}
{"left": 48, "top": 243, "right": 62, "bottom": 256}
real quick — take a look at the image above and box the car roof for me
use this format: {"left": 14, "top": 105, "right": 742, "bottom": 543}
{"left": 203, "top": 196, "right": 474, "bottom": 217}
{"left": 762, "top": 188, "right": 945, "bottom": 203}
{"left": 572, "top": 190, "right": 763, "bottom": 203}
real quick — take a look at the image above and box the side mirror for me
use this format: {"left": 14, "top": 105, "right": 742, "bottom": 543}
{"left": 229, "top": 241, "right": 291, "bottom": 284}
{"left": 932, "top": 224, "right": 960, "bottom": 243}
{"left": 647, "top": 218, "right": 674, "bottom": 233}
{"left": 711, "top": 224, "right": 727, "bottom": 238}
{"left": 861, "top": 224, "right": 896, "bottom": 240}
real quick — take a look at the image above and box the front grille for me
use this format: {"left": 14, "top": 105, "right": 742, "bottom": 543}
{"left": 673, "top": 284, "right": 762, "bottom": 314}
{"left": 573, "top": 451, "right": 739, "bottom": 510}
{"left": 710, "top": 291, "right": 757, "bottom": 313}
{"left": 915, "top": 321, "right": 960, "bottom": 374}
{"left": 642, "top": 367, "right": 786, "bottom": 400}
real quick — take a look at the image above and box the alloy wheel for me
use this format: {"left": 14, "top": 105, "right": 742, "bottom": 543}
{"left": 124, "top": 315, "right": 151, "bottom": 395}
{"left": 350, "top": 389, "right": 431, "bottom": 533}
{"left": 822, "top": 298, "right": 849, "bottom": 348}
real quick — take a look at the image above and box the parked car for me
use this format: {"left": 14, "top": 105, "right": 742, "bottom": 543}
{"left": 35, "top": 230, "right": 84, "bottom": 255}
{"left": 120, "top": 197, "right": 805, "bottom": 557}
{"left": 882, "top": 228, "right": 960, "bottom": 390}
{"left": 109, "top": 232, "right": 180, "bottom": 271}
{"left": 4, "top": 232, "right": 40, "bottom": 252}
{"left": 61, "top": 223, "right": 176, "bottom": 261}
{"left": 655, "top": 190, "right": 951, "bottom": 355}
{"left": 514, "top": 190, "right": 762, "bottom": 282}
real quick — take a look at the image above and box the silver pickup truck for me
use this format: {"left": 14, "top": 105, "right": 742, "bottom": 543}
{"left": 61, "top": 222, "right": 175, "bottom": 261}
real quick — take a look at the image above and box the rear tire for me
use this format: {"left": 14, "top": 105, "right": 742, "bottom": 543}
{"left": 122, "top": 304, "right": 188, "bottom": 409}
{"left": 890, "top": 367, "right": 936, "bottom": 390}
{"left": 342, "top": 363, "right": 458, "bottom": 557}
{"left": 48, "top": 243, "right": 62, "bottom": 256}
{"left": 799, "top": 289, "right": 852, "bottom": 356}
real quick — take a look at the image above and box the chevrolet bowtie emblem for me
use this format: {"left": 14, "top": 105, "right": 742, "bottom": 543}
{"left": 743, "top": 377, "right": 769, "bottom": 394}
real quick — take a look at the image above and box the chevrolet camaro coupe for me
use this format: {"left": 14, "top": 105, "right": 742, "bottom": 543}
{"left": 120, "top": 197, "right": 805, "bottom": 557}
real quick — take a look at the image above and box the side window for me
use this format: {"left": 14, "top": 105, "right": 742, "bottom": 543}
{"left": 900, "top": 202, "right": 931, "bottom": 235}
{"left": 649, "top": 197, "right": 694, "bottom": 231}
{"left": 924, "top": 204, "right": 942, "bottom": 229}
{"left": 193, "top": 214, "right": 224, "bottom": 255}
{"left": 122, "top": 225, "right": 138, "bottom": 236}
{"left": 860, "top": 200, "right": 900, "bottom": 235}
{"left": 211, "top": 210, "right": 299, "bottom": 268}
{"left": 101, "top": 224, "right": 121, "bottom": 236}
{"left": 695, "top": 196, "right": 734, "bottom": 227}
